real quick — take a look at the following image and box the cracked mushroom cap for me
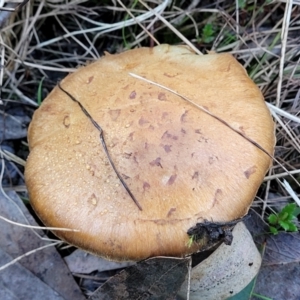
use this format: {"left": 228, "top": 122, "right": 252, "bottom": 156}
{"left": 25, "top": 44, "right": 275, "bottom": 261}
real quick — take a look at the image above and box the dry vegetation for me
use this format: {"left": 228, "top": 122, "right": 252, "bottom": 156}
{"left": 0, "top": 0, "right": 300, "bottom": 297}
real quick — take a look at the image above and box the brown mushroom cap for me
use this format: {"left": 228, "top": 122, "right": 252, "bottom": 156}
{"left": 25, "top": 44, "right": 275, "bottom": 261}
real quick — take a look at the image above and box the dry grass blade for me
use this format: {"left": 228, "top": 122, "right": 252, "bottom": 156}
{"left": 25, "top": 1, "right": 169, "bottom": 53}
{"left": 116, "top": 0, "right": 160, "bottom": 46}
{"left": 0, "top": 37, "right": 4, "bottom": 104}
{"left": 138, "top": 0, "right": 202, "bottom": 55}
{"left": 0, "top": 241, "right": 62, "bottom": 272}
{"left": 267, "top": 103, "right": 300, "bottom": 124}
{"left": 0, "top": 214, "right": 80, "bottom": 231}
{"left": 280, "top": 179, "right": 300, "bottom": 207}
{"left": 264, "top": 169, "right": 300, "bottom": 181}
{"left": 271, "top": 111, "right": 300, "bottom": 153}
{"left": 1, "top": 148, "right": 26, "bottom": 166}
{"left": 276, "top": 0, "right": 294, "bottom": 107}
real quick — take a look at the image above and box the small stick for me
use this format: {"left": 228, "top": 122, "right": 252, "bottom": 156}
{"left": 57, "top": 83, "right": 143, "bottom": 211}
{"left": 129, "top": 72, "right": 300, "bottom": 189}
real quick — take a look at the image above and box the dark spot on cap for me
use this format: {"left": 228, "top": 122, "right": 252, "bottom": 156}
{"left": 161, "top": 112, "right": 168, "bottom": 119}
{"left": 133, "top": 155, "right": 139, "bottom": 165}
{"left": 181, "top": 110, "right": 188, "bottom": 122}
{"left": 127, "top": 131, "right": 135, "bottom": 141}
{"left": 161, "top": 144, "right": 172, "bottom": 153}
{"left": 229, "top": 291, "right": 233, "bottom": 294}
{"left": 143, "top": 182, "right": 150, "bottom": 192}
{"left": 248, "top": 262, "right": 253, "bottom": 266}
{"left": 181, "top": 128, "right": 186, "bottom": 134}
{"left": 41, "top": 103, "right": 56, "bottom": 114}
{"left": 212, "top": 189, "right": 222, "bottom": 208}
{"left": 87, "top": 193, "right": 98, "bottom": 206}
{"left": 144, "top": 142, "right": 149, "bottom": 150}
{"left": 163, "top": 72, "right": 179, "bottom": 78}
{"left": 167, "top": 174, "right": 177, "bottom": 185}
{"left": 162, "top": 130, "right": 178, "bottom": 140}
{"left": 139, "top": 116, "right": 149, "bottom": 126}
{"left": 129, "top": 91, "right": 136, "bottom": 99}
{"left": 209, "top": 156, "right": 218, "bottom": 164}
{"left": 226, "top": 62, "right": 231, "bottom": 72}
{"left": 195, "top": 129, "right": 202, "bottom": 134}
{"left": 63, "top": 115, "right": 70, "bottom": 128}
{"left": 239, "top": 126, "right": 245, "bottom": 134}
{"left": 109, "top": 109, "right": 121, "bottom": 121}
{"left": 87, "top": 76, "right": 94, "bottom": 84}
{"left": 198, "top": 137, "right": 209, "bottom": 143}
{"left": 244, "top": 165, "right": 257, "bottom": 179}
{"left": 150, "top": 157, "right": 163, "bottom": 168}
{"left": 192, "top": 171, "right": 199, "bottom": 180}
{"left": 141, "top": 218, "right": 183, "bottom": 225}
{"left": 123, "top": 152, "right": 132, "bottom": 159}
{"left": 121, "top": 173, "right": 130, "bottom": 180}
{"left": 167, "top": 207, "right": 176, "bottom": 217}
{"left": 109, "top": 137, "right": 119, "bottom": 148}
{"left": 158, "top": 92, "right": 166, "bottom": 101}
{"left": 105, "top": 239, "right": 115, "bottom": 247}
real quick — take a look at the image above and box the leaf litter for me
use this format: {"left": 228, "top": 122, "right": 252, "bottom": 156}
{"left": 0, "top": 189, "right": 84, "bottom": 299}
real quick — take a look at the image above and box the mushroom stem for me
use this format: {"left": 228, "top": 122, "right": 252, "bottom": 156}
{"left": 57, "top": 83, "right": 143, "bottom": 211}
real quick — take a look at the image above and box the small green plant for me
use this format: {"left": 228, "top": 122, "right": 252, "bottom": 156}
{"left": 238, "top": 0, "right": 247, "bottom": 9}
{"left": 187, "top": 235, "right": 195, "bottom": 248}
{"left": 37, "top": 77, "right": 45, "bottom": 106}
{"left": 268, "top": 203, "right": 300, "bottom": 235}
{"left": 199, "top": 24, "right": 215, "bottom": 44}
{"left": 122, "top": 0, "right": 139, "bottom": 48}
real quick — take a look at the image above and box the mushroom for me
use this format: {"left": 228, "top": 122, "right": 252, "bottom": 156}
{"left": 25, "top": 44, "right": 275, "bottom": 261}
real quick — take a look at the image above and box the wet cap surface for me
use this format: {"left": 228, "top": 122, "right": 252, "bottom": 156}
{"left": 25, "top": 45, "right": 275, "bottom": 261}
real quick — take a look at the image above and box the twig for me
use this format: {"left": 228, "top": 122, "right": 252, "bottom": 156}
{"left": 129, "top": 73, "right": 272, "bottom": 158}
{"left": 276, "top": 0, "right": 293, "bottom": 107}
{"left": 128, "top": 72, "right": 300, "bottom": 190}
{"left": 57, "top": 83, "right": 143, "bottom": 211}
